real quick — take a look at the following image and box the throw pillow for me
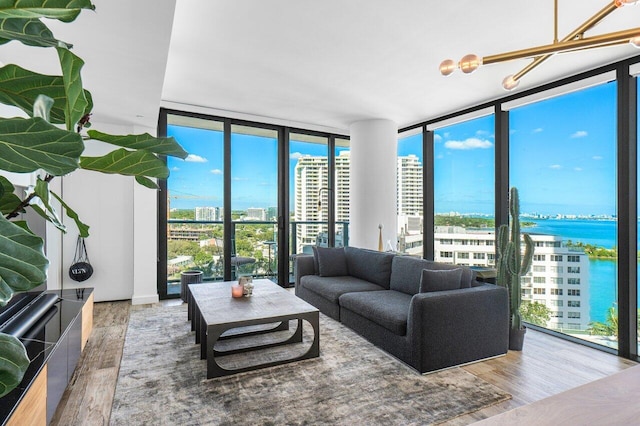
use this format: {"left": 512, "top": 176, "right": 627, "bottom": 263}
{"left": 315, "top": 246, "right": 349, "bottom": 277}
{"left": 419, "top": 268, "right": 464, "bottom": 293}
{"left": 311, "top": 246, "right": 320, "bottom": 274}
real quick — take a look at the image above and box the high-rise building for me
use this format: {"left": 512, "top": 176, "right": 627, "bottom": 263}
{"left": 397, "top": 154, "right": 422, "bottom": 216}
{"left": 195, "top": 206, "right": 222, "bottom": 221}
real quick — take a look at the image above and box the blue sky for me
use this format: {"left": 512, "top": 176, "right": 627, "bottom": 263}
{"left": 168, "top": 81, "right": 623, "bottom": 216}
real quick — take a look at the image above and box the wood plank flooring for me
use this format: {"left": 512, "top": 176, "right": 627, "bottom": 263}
{"left": 50, "top": 300, "right": 637, "bottom": 425}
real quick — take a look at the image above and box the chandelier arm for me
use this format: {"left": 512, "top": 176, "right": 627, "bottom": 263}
{"left": 483, "top": 27, "right": 640, "bottom": 65}
{"left": 508, "top": 0, "right": 620, "bottom": 83}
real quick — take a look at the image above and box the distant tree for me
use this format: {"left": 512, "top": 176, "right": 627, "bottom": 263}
{"left": 194, "top": 251, "right": 212, "bottom": 267}
{"left": 588, "top": 304, "right": 622, "bottom": 338}
{"left": 168, "top": 240, "right": 199, "bottom": 258}
{"left": 520, "top": 301, "right": 551, "bottom": 326}
{"left": 170, "top": 209, "right": 195, "bottom": 220}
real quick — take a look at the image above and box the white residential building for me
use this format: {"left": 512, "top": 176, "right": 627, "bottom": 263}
{"left": 195, "top": 206, "right": 222, "bottom": 221}
{"left": 246, "top": 207, "right": 267, "bottom": 221}
{"left": 433, "top": 226, "right": 590, "bottom": 331}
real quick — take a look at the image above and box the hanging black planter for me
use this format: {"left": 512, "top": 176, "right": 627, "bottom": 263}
{"left": 509, "top": 327, "right": 526, "bottom": 351}
{"left": 69, "top": 236, "right": 93, "bottom": 282}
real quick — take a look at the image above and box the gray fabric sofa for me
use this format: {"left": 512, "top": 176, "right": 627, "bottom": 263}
{"left": 295, "top": 246, "right": 509, "bottom": 373}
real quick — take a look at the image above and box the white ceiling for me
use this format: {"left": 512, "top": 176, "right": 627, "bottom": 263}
{"left": 2, "top": 0, "right": 640, "bottom": 134}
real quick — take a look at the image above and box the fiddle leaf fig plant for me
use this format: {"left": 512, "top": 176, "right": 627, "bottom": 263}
{"left": 0, "top": 2, "right": 187, "bottom": 398}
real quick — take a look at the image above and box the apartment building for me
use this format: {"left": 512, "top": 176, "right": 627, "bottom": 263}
{"left": 433, "top": 226, "right": 590, "bottom": 331}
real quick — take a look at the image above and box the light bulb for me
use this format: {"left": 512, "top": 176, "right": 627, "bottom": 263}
{"left": 630, "top": 35, "right": 640, "bottom": 48}
{"left": 502, "top": 75, "right": 520, "bottom": 91}
{"left": 439, "top": 59, "right": 456, "bottom": 76}
{"left": 459, "top": 54, "right": 481, "bottom": 74}
{"left": 615, "top": 0, "right": 638, "bottom": 6}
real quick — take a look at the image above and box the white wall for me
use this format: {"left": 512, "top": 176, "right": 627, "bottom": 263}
{"left": 47, "top": 122, "right": 159, "bottom": 304}
{"left": 349, "top": 119, "right": 398, "bottom": 250}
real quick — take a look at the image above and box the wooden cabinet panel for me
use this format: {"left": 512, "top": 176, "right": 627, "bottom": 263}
{"left": 81, "top": 292, "right": 94, "bottom": 351}
{"left": 6, "top": 365, "right": 47, "bottom": 426}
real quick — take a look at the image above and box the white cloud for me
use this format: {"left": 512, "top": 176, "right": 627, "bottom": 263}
{"left": 210, "top": 169, "right": 222, "bottom": 175}
{"left": 171, "top": 166, "right": 180, "bottom": 172}
{"left": 574, "top": 167, "right": 583, "bottom": 172}
{"left": 434, "top": 134, "right": 442, "bottom": 142}
{"left": 436, "top": 154, "right": 444, "bottom": 159}
{"left": 532, "top": 128, "right": 543, "bottom": 133}
{"left": 185, "top": 154, "right": 207, "bottom": 163}
{"left": 549, "top": 164, "right": 562, "bottom": 170}
{"left": 592, "top": 155, "right": 603, "bottom": 160}
{"left": 444, "top": 138, "right": 493, "bottom": 150}
{"left": 571, "top": 130, "right": 588, "bottom": 138}
{"left": 232, "top": 177, "right": 249, "bottom": 181}
{"left": 290, "top": 152, "right": 303, "bottom": 160}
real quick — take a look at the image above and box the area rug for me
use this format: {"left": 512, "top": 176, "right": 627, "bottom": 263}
{"left": 110, "top": 304, "right": 510, "bottom": 425}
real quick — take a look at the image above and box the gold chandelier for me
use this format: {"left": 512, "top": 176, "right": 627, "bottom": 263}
{"left": 439, "top": 0, "right": 640, "bottom": 90}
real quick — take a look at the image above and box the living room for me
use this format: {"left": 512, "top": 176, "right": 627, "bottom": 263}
{"left": 1, "top": 1, "right": 640, "bottom": 424}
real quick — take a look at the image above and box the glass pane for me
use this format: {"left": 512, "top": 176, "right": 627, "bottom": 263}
{"left": 433, "top": 115, "right": 495, "bottom": 268}
{"left": 510, "top": 82, "right": 617, "bottom": 349}
{"left": 335, "top": 138, "right": 350, "bottom": 248}
{"left": 289, "top": 133, "right": 329, "bottom": 283}
{"left": 637, "top": 75, "right": 640, "bottom": 355}
{"left": 166, "top": 116, "right": 224, "bottom": 294}
{"left": 397, "top": 129, "right": 423, "bottom": 255}
{"left": 231, "top": 125, "right": 278, "bottom": 281}
{"left": 290, "top": 133, "right": 329, "bottom": 254}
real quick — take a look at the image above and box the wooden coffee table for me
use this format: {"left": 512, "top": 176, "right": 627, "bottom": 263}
{"left": 187, "top": 279, "right": 319, "bottom": 379}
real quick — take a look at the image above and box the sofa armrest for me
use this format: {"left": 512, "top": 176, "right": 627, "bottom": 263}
{"left": 408, "top": 284, "right": 509, "bottom": 373}
{"left": 295, "top": 255, "right": 316, "bottom": 287}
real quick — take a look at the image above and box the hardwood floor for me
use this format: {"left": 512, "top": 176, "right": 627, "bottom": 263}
{"left": 51, "top": 300, "right": 637, "bottom": 425}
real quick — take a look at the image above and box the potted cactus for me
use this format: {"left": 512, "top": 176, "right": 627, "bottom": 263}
{"left": 496, "top": 187, "right": 534, "bottom": 350}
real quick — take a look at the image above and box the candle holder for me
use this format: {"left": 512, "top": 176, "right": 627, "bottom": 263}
{"left": 239, "top": 275, "right": 253, "bottom": 296}
{"left": 231, "top": 283, "right": 244, "bottom": 298}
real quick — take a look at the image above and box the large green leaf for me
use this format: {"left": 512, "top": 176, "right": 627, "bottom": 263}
{"left": 0, "top": 116, "right": 83, "bottom": 175}
{"left": 50, "top": 190, "right": 88, "bottom": 237}
{"left": 0, "top": 0, "right": 95, "bottom": 22}
{"left": 0, "top": 176, "right": 22, "bottom": 215}
{"left": 57, "top": 47, "right": 87, "bottom": 131}
{"left": 80, "top": 148, "right": 169, "bottom": 179}
{"left": 0, "top": 17, "right": 69, "bottom": 48}
{"left": 0, "top": 214, "right": 47, "bottom": 305}
{"left": 0, "top": 332, "right": 30, "bottom": 398}
{"left": 134, "top": 175, "right": 158, "bottom": 189}
{"left": 31, "top": 177, "right": 65, "bottom": 233}
{"left": 87, "top": 130, "right": 188, "bottom": 159}
{"left": 0, "top": 65, "right": 92, "bottom": 124}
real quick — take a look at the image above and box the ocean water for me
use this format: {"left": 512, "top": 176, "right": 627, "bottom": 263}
{"left": 526, "top": 219, "right": 622, "bottom": 323}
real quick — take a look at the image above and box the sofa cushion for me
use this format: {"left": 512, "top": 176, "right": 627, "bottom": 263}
{"left": 419, "top": 268, "right": 464, "bottom": 292}
{"left": 390, "top": 256, "right": 475, "bottom": 295}
{"left": 344, "top": 246, "right": 394, "bottom": 288}
{"left": 339, "top": 290, "right": 412, "bottom": 336}
{"left": 300, "top": 275, "right": 385, "bottom": 304}
{"left": 313, "top": 246, "right": 348, "bottom": 277}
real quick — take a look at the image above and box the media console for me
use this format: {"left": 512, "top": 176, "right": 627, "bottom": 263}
{"left": 0, "top": 288, "right": 94, "bottom": 426}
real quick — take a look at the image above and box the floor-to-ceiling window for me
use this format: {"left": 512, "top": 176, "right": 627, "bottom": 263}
{"left": 510, "top": 82, "right": 618, "bottom": 348}
{"left": 159, "top": 110, "right": 348, "bottom": 296}
{"left": 230, "top": 125, "right": 279, "bottom": 281}
{"left": 432, "top": 114, "right": 495, "bottom": 267}
{"left": 164, "top": 115, "right": 224, "bottom": 296}
{"left": 397, "top": 129, "right": 423, "bottom": 255}
{"left": 335, "top": 138, "right": 350, "bottom": 247}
